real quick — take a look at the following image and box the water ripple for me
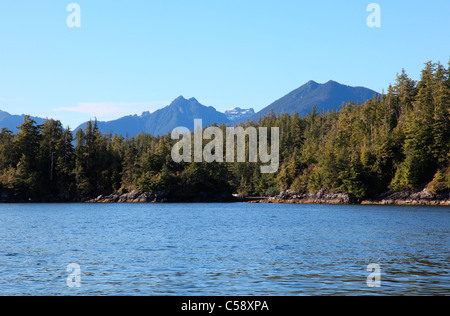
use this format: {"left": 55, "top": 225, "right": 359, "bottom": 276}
{"left": 0, "top": 203, "right": 448, "bottom": 295}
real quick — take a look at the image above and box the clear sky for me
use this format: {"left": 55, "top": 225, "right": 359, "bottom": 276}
{"left": 0, "top": 0, "right": 449, "bottom": 129}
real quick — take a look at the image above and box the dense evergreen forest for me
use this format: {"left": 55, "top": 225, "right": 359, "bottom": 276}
{"left": 0, "top": 61, "right": 449, "bottom": 202}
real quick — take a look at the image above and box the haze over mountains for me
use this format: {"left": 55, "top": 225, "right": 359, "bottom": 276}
{"left": 1, "top": 80, "right": 379, "bottom": 136}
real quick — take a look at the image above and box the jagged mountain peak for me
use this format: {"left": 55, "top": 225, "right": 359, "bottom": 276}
{"left": 75, "top": 96, "right": 230, "bottom": 137}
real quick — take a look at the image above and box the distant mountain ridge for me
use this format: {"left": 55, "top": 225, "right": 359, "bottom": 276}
{"left": 75, "top": 96, "right": 233, "bottom": 137}
{"left": 247, "top": 80, "right": 379, "bottom": 121}
{"left": 0, "top": 110, "right": 46, "bottom": 133}
{"left": 75, "top": 80, "right": 378, "bottom": 136}
{"left": 1, "top": 80, "right": 379, "bottom": 136}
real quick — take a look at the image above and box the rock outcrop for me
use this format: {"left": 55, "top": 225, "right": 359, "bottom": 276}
{"left": 256, "top": 189, "right": 359, "bottom": 205}
{"left": 361, "top": 189, "right": 450, "bottom": 206}
{"left": 252, "top": 188, "right": 449, "bottom": 206}
{"left": 86, "top": 190, "right": 236, "bottom": 203}
{"left": 87, "top": 191, "right": 168, "bottom": 203}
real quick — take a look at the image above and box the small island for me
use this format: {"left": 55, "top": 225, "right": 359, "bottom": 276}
{"left": 0, "top": 62, "right": 449, "bottom": 205}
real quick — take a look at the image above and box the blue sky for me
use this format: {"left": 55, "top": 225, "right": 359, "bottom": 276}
{"left": 0, "top": 0, "right": 449, "bottom": 129}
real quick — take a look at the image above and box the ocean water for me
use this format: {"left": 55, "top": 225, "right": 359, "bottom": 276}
{"left": 0, "top": 203, "right": 448, "bottom": 296}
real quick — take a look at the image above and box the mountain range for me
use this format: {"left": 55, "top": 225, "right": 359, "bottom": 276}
{"left": 0, "top": 110, "right": 46, "bottom": 133}
{"left": 247, "top": 80, "right": 379, "bottom": 121}
{"left": 0, "top": 80, "right": 379, "bottom": 136}
{"left": 75, "top": 96, "right": 236, "bottom": 137}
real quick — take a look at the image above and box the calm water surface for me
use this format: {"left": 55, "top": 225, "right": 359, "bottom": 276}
{"left": 0, "top": 203, "right": 448, "bottom": 296}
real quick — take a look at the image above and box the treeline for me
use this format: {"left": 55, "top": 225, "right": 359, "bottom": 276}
{"left": 0, "top": 61, "right": 448, "bottom": 201}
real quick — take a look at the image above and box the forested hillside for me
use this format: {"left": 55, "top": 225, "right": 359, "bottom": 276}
{"left": 0, "top": 61, "right": 448, "bottom": 202}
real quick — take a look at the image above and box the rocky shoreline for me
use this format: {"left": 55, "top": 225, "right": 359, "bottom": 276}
{"left": 0, "top": 189, "right": 238, "bottom": 203}
{"left": 86, "top": 190, "right": 237, "bottom": 203}
{"left": 1, "top": 188, "right": 449, "bottom": 206}
{"left": 86, "top": 191, "right": 169, "bottom": 203}
{"left": 250, "top": 188, "right": 450, "bottom": 206}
